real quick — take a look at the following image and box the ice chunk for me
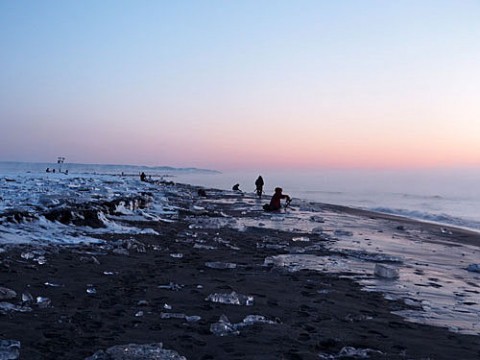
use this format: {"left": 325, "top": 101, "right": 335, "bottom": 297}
{"left": 205, "top": 262, "right": 237, "bottom": 269}
{"left": 210, "top": 314, "right": 277, "bottom": 336}
{"left": 374, "top": 264, "right": 399, "bottom": 279}
{"left": 0, "top": 287, "right": 16, "bottom": 300}
{"left": 160, "top": 312, "right": 186, "bottom": 319}
{"left": 85, "top": 342, "right": 186, "bottom": 360}
{"left": 239, "top": 315, "right": 277, "bottom": 326}
{"left": 292, "top": 236, "right": 310, "bottom": 242}
{"left": 0, "top": 340, "right": 20, "bottom": 360}
{"left": 185, "top": 315, "right": 201, "bottom": 323}
{"left": 205, "top": 291, "right": 254, "bottom": 306}
{"left": 319, "top": 346, "right": 383, "bottom": 359}
{"left": 21, "top": 292, "right": 33, "bottom": 305}
{"left": 86, "top": 287, "right": 97, "bottom": 295}
{"left": 158, "top": 282, "right": 184, "bottom": 291}
{"left": 0, "top": 302, "right": 32, "bottom": 314}
{"left": 210, "top": 315, "right": 239, "bottom": 336}
{"left": 36, "top": 297, "right": 51, "bottom": 308}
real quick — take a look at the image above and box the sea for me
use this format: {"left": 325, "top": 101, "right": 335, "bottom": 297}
{"left": 172, "top": 167, "right": 480, "bottom": 233}
{"left": 1, "top": 161, "right": 480, "bottom": 335}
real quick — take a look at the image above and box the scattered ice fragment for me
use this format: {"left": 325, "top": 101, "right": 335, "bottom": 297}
{"left": 205, "top": 291, "right": 254, "bottom": 306}
{"left": 374, "top": 264, "right": 399, "bottom": 279}
{"left": 86, "top": 287, "right": 97, "bottom": 295}
{"left": 193, "top": 244, "right": 217, "bottom": 250}
{"left": 103, "top": 271, "right": 117, "bottom": 276}
{"left": 35, "top": 256, "right": 47, "bottom": 265}
{"left": 170, "top": 253, "right": 183, "bottom": 259}
{"left": 158, "top": 282, "right": 184, "bottom": 291}
{"left": 21, "top": 292, "right": 33, "bottom": 304}
{"left": 239, "top": 315, "right": 277, "bottom": 326}
{"left": 36, "top": 297, "right": 51, "bottom": 308}
{"left": 0, "top": 287, "right": 17, "bottom": 300}
{"left": 441, "top": 227, "right": 453, "bottom": 235}
{"left": 185, "top": 315, "right": 201, "bottom": 323}
{"left": 0, "top": 302, "right": 32, "bottom": 314}
{"left": 205, "top": 262, "right": 237, "bottom": 269}
{"left": 135, "top": 311, "right": 144, "bottom": 317}
{"left": 163, "top": 303, "right": 172, "bottom": 310}
{"left": 210, "top": 314, "right": 277, "bottom": 336}
{"left": 160, "top": 312, "right": 186, "bottom": 319}
{"left": 210, "top": 315, "right": 239, "bottom": 336}
{"left": 85, "top": 342, "right": 187, "bottom": 360}
{"left": 20, "top": 252, "right": 35, "bottom": 260}
{"left": 319, "top": 346, "right": 383, "bottom": 359}
{"left": 0, "top": 339, "right": 21, "bottom": 360}
{"left": 466, "top": 264, "right": 480, "bottom": 273}
{"left": 137, "top": 300, "right": 149, "bottom": 306}
{"left": 292, "top": 236, "right": 310, "bottom": 242}
{"left": 44, "top": 282, "right": 63, "bottom": 287}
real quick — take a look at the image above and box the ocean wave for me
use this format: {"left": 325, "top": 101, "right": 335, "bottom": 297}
{"left": 370, "top": 206, "right": 480, "bottom": 231}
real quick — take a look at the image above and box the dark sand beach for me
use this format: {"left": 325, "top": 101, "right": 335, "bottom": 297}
{"left": 0, "top": 182, "right": 479, "bottom": 359}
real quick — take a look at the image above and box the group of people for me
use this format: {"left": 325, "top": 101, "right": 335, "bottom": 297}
{"left": 140, "top": 171, "right": 290, "bottom": 213}
{"left": 233, "top": 175, "right": 291, "bottom": 212}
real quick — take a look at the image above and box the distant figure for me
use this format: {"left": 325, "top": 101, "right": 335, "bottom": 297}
{"left": 255, "top": 175, "right": 264, "bottom": 198}
{"left": 140, "top": 172, "right": 147, "bottom": 182}
{"left": 198, "top": 189, "right": 207, "bottom": 197}
{"left": 46, "top": 168, "right": 51, "bottom": 173}
{"left": 232, "top": 184, "right": 241, "bottom": 191}
{"left": 263, "top": 187, "right": 291, "bottom": 212}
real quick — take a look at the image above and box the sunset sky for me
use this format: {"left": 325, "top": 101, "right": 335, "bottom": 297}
{"left": 1, "top": 1, "right": 479, "bottom": 171}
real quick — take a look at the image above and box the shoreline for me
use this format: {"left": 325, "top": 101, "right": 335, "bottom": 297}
{"left": 0, "top": 182, "right": 479, "bottom": 359}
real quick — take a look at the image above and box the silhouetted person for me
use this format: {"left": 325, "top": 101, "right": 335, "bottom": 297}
{"left": 263, "top": 187, "right": 291, "bottom": 211}
{"left": 255, "top": 175, "right": 264, "bottom": 198}
{"left": 140, "top": 172, "right": 147, "bottom": 182}
{"left": 198, "top": 189, "right": 207, "bottom": 197}
{"left": 232, "top": 183, "right": 241, "bottom": 191}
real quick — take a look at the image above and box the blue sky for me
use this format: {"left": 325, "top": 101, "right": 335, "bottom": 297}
{"left": 1, "top": 1, "right": 479, "bottom": 170}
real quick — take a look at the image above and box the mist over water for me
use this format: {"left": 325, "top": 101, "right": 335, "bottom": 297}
{"left": 173, "top": 168, "right": 480, "bottom": 233}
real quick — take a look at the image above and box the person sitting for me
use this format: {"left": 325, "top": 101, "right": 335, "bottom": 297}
{"left": 255, "top": 175, "right": 264, "bottom": 198}
{"left": 232, "top": 183, "right": 241, "bottom": 191}
{"left": 263, "top": 187, "right": 291, "bottom": 211}
{"left": 140, "top": 172, "right": 147, "bottom": 182}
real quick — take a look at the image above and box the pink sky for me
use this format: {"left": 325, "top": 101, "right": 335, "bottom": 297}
{"left": 1, "top": 1, "right": 479, "bottom": 171}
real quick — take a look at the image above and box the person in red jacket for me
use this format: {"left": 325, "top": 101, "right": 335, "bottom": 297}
{"left": 263, "top": 187, "right": 291, "bottom": 211}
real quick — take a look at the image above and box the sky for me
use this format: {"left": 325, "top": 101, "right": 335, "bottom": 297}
{"left": 1, "top": 0, "right": 479, "bottom": 171}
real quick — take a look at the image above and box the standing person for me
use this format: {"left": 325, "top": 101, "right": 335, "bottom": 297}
{"left": 263, "top": 187, "right": 291, "bottom": 211}
{"left": 140, "top": 172, "right": 147, "bottom": 182}
{"left": 255, "top": 175, "right": 264, "bottom": 198}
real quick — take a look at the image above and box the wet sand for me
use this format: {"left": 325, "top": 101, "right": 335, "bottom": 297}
{"left": 0, "top": 183, "right": 479, "bottom": 359}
